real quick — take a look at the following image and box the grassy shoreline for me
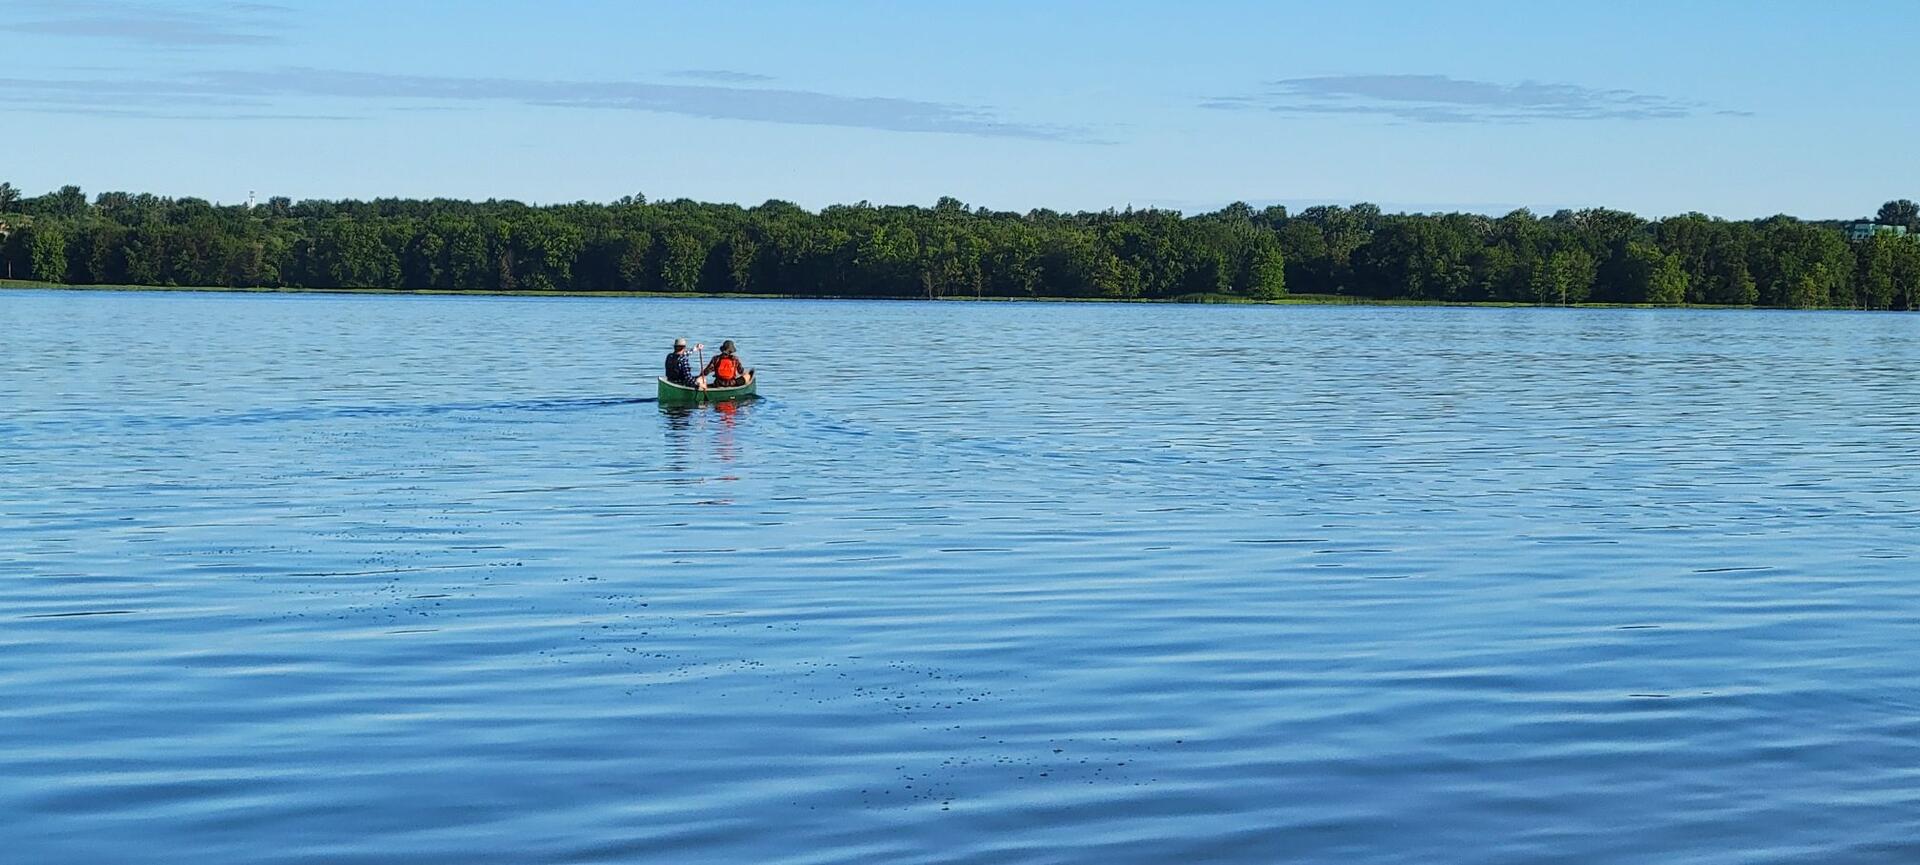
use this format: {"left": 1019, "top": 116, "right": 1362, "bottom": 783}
{"left": 0, "top": 279, "right": 1756, "bottom": 310}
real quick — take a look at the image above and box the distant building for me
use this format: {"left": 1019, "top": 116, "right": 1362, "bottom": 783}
{"left": 1848, "top": 222, "right": 1910, "bottom": 242}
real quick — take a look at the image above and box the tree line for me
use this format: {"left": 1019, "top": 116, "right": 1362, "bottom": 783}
{"left": 4, "top": 181, "right": 1920, "bottom": 308}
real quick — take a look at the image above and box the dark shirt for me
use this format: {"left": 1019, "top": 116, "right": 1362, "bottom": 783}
{"left": 664, "top": 350, "right": 695, "bottom": 385}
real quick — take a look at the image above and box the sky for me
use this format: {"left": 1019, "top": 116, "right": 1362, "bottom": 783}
{"left": 4, "top": 0, "right": 1917, "bottom": 219}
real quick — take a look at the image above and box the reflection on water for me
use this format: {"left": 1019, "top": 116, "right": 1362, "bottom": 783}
{"left": 4, "top": 290, "right": 1920, "bottom": 864}
{"left": 661, "top": 398, "right": 753, "bottom": 468}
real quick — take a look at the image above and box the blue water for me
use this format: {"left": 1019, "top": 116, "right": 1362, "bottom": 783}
{"left": 5, "top": 289, "right": 1920, "bottom": 864}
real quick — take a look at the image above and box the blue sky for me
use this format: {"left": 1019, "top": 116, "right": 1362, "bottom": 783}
{"left": 4, "top": 0, "right": 1916, "bottom": 218}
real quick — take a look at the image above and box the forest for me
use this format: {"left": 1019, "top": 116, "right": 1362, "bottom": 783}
{"left": 4, "top": 181, "right": 1920, "bottom": 308}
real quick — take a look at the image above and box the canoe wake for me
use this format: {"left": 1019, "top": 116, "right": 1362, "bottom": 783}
{"left": 3, "top": 395, "right": 658, "bottom": 435}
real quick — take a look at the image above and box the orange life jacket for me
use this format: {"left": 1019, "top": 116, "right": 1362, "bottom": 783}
{"left": 715, "top": 355, "right": 741, "bottom": 380}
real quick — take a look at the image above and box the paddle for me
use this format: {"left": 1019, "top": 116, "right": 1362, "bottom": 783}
{"left": 694, "top": 343, "right": 706, "bottom": 390}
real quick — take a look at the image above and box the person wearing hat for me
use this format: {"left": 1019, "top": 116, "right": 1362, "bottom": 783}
{"left": 664, "top": 338, "right": 702, "bottom": 389}
{"left": 699, "top": 339, "right": 752, "bottom": 388}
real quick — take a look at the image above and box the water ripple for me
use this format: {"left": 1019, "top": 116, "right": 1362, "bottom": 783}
{"left": 3, "top": 292, "right": 1920, "bottom": 863}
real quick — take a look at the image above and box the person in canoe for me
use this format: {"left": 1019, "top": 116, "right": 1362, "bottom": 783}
{"left": 700, "top": 339, "right": 753, "bottom": 388}
{"left": 665, "top": 337, "right": 704, "bottom": 390}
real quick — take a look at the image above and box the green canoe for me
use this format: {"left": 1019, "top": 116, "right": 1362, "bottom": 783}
{"left": 657, "top": 376, "right": 757, "bottom": 404}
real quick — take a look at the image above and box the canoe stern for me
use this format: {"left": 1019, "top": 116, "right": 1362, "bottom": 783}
{"left": 657, "top": 376, "right": 758, "bottom": 404}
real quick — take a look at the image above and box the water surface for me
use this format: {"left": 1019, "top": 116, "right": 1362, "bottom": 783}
{"left": 5, "top": 290, "right": 1920, "bottom": 863}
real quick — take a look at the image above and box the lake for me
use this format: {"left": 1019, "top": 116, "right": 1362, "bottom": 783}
{"left": 5, "top": 289, "right": 1920, "bottom": 864}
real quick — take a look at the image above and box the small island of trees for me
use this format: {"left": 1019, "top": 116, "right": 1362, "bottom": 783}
{"left": 3, "top": 181, "right": 1919, "bottom": 309}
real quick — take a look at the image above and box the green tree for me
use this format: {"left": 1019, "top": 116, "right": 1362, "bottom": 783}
{"left": 50, "top": 185, "right": 88, "bottom": 218}
{"left": 1532, "top": 247, "right": 1595, "bottom": 305}
{"left": 1, "top": 217, "right": 27, "bottom": 279}
{"left": 403, "top": 229, "right": 447, "bottom": 289}
{"left": 1857, "top": 232, "right": 1902, "bottom": 310}
{"left": 510, "top": 213, "right": 584, "bottom": 291}
{"left": 1090, "top": 249, "right": 1142, "bottom": 298}
{"left": 1623, "top": 240, "right": 1687, "bottom": 305}
{"left": 1, "top": 183, "right": 1910, "bottom": 312}
{"left": 1783, "top": 264, "right": 1839, "bottom": 309}
{"left": 23, "top": 222, "right": 70, "bottom": 283}
{"left": 1876, "top": 199, "right": 1920, "bottom": 232}
{"left": 441, "top": 220, "right": 490, "bottom": 290}
{"left": 1701, "top": 236, "right": 1758, "bottom": 306}
{"left": 852, "top": 223, "right": 918, "bottom": 295}
{"left": 313, "top": 219, "right": 399, "bottom": 288}
{"left": 1647, "top": 253, "right": 1688, "bottom": 305}
{"left": 724, "top": 231, "right": 759, "bottom": 293}
{"left": 1295, "top": 205, "right": 1374, "bottom": 294}
{"left": 990, "top": 229, "right": 1043, "bottom": 296}
{"left": 659, "top": 231, "right": 707, "bottom": 293}
{"left": 1751, "top": 217, "right": 1852, "bottom": 307}
{"left": 1274, "top": 220, "right": 1327, "bottom": 294}
{"left": 1479, "top": 210, "right": 1547, "bottom": 302}
{"left": 1240, "top": 238, "right": 1287, "bottom": 300}
{"left": 122, "top": 227, "right": 161, "bottom": 285}
{"left": 75, "top": 223, "right": 128, "bottom": 284}
{"left": 1893, "top": 236, "right": 1920, "bottom": 310}
{"left": 1357, "top": 215, "right": 1478, "bottom": 300}
{"left": 612, "top": 231, "right": 655, "bottom": 292}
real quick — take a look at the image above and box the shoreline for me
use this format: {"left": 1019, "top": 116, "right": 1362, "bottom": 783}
{"left": 0, "top": 279, "right": 1776, "bottom": 311}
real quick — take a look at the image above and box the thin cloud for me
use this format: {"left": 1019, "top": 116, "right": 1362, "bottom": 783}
{"left": 25, "top": 106, "right": 359, "bottom": 121}
{"left": 1206, "top": 74, "right": 1744, "bottom": 123}
{"left": 2, "top": 0, "right": 289, "bottom": 48}
{"left": 1, "top": 66, "right": 1088, "bottom": 140}
{"left": 668, "top": 69, "right": 776, "bottom": 84}
{"left": 0, "top": 75, "right": 268, "bottom": 112}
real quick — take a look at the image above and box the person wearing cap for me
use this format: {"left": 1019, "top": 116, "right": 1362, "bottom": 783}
{"left": 664, "top": 338, "right": 702, "bottom": 389}
{"left": 699, "top": 339, "right": 752, "bottom": 388}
